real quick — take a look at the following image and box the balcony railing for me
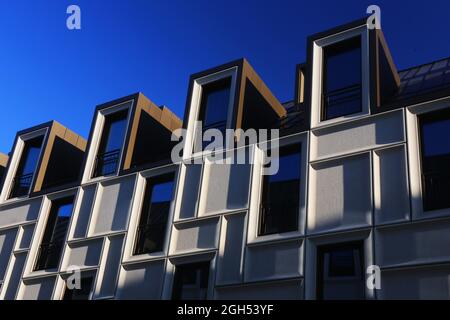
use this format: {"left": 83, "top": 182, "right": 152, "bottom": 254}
{"left": 422, "top": 171, "right": 450, "bottom": 211}
{"left": 195, "top": 120, "right": 227, "bottom": 152}
{"left": 134, "top": 223, "right": 166, "bottom": 255}
{"left": 259, "top": 202, "right": 299, "bottom": 236}
{"left": 322, "top": 84, "right": 362, "bottom": 120}
{"left": 10, "top": 172, "right": 34, "bottom": 198}
{"left": 93, "top": 149, "right": 121, "bottom": 177}
{"left": 34, "top": 241, "right": 64, "bottom": 271}
{"left": 202, "top": 120, "right": 227, "bottom": 132}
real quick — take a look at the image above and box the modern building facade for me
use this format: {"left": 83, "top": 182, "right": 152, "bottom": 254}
{"left": 1, "top": 18, "right": 450, "bottom": 300}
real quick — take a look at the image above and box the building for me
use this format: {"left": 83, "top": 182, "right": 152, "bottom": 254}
{"left": 1, "top": 17, "right": 450, "bottom": 300}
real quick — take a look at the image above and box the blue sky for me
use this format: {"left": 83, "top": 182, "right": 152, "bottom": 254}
{"left": 0, "top": 0, "right": 449, "bottom": 153}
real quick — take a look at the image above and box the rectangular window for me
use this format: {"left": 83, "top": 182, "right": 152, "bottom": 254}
{"left": 63, "top": 274, "right": 94, "bottom": 300}
{"left": 93, "top": 109, "right": 128, "bottom": 178}
{"left": 322, "top": 36, "right": 362, "bottom": 121}
{"left": 172, "top": 262, "right": 210, "bottom": 300}
{"left": 134, "top": 173, "right": 175, "bottom": 255}
{"left": 10, "top": 136, "right": 44, "bottom": 198}
{"left": 259, "top": 144, "right": 301, "bottom": 236}
{"left": 195, "top": 77, "right": 231, "bottom": 152}
{"left": 34, "top": 197, "right": 74, "bottom": 271}
{"left": 317, "top": 241, "right": 365, "bottom": 300}
{"left": 419, "top": 108, "right": 450, "bottom": 211}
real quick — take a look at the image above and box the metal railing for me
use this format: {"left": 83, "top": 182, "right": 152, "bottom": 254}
{"left": 194, "top": 120, "right": 227, "bottom": 152}
{"left": 34, "top": 241, "right": 64, "bottom": 271}
{"left": 93, "top": 149, "right": 121, "bottom": 177}
{"left": 202, "top": 120, "right": 227, "bottom": 132}
{"left": 322, "top": 84, "right": 361, "bottom": 119}
{"left": 10, "top": 173, "right": 34, "bottom": 198}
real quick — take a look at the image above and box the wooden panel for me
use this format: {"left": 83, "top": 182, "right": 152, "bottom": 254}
{"left": 122, "top": 93, "right": 182, "bottom": 170}
{"left": 0, "top": 153, "right": 8, "bottom": 168}
{"left": 33, "top": 121, "right": 87, "bottom": 192}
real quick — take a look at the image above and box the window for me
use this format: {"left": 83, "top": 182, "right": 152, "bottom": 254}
{"left": 63, "top": 274, "right": 94, "bottom": 300}
{"left": 419, "top": 108, "right": 450, "bottom": 211}
{"left": 10, "top": 136, "right": 44, "bottom": 198}
{"left": 322, "top": 36, "right": 362, "bottom": 121}
{"left": 259, "top": 144, "right": 301, "bottom": 236}
{"left": 134, "top": 173, "right": 175, "bottom": 255}
{"left": 34, "top": 197, "right": 74, "bottom": 271}
{"left": 195, "top": 77, "right": 231, "bottom": 151}
{"left": 93, "top": 109, "right": 128, "bottom": 178}
{"left": 317, "top": 242, "right": 365, "bottom": 300}
{"left": 172, "top": 262, "right": 210, "bottom": 300}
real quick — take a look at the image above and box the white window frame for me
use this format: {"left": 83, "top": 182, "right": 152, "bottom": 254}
{"left": 247, "top": 133, "right": 309, "bottom": 244}
{"left": 184, "top": 67, "right": 238, "bottom": 160}
{"left": 304, "top": 229, "right": 374, "bottom": 300}
{"left": 162, "top": 252, "right": 216, "bottom": 300}
{"left": 311, "top": 25, "right": 370, "bottom": 129}
{"left": 122, "top": 165, "right": 179, "bottom": 264}
{"left": 22, "top": 189, "right": 79, "bottom": 280}
{"left": 406, "top": 96, "right": 450, "bottom": 220}
{"left": 0, "top": 127, "right": 48, "bottom": 203}
{"left": 81, "top": 100, "right": 133, "bottom": 184}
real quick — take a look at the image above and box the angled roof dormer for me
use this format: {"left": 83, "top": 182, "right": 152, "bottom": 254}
{"left": 305, "top": 18, "right": 400, "bottom": 129}
{"left": 81, "top": 93, "right": 182, "bottom": 183}
{"left": 0, "top": 121, "right": 87, "bottom": 202}
{"left": 182, "top": 58, "right": 286, "bottom": 157}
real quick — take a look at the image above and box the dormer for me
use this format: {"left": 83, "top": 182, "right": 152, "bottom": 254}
{"left": 306, "top": 18, "right": 399, "bottom": 129}
{"left": 0, "top": 121, "right": 86, "bottom": 202}
{"left": 81, "top": 93, "right": 182, "bottom": 183}
{"left": 182, "top": 58, "right": 286, "bottom": 157}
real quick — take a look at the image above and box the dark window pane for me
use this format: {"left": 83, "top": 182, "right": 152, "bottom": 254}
{"left": 200, "top": 78, "right": 231, "bottom": 129}
{"left": 317, "top": 242, "right": 365, "bottom": 300}
{"left": 94, "top": 109, "right": 128, "bottom": 177}
{"left": 419, "top": 108, "right": 450, "bottom": 211}
{"left": 10, "top": 136, "right": 44, "bottom": 198}
{"left": 172, "top": 262, "right": 210, "bottom": 300}
{"left": 34, "top": 197, "right": 74, "bottom": 271}
{"left": 63, "top": 275, "right": 94, "bottom": 300}
{"left": 328, "top": 248, "right": 356, "bottom": 277}
{"left": 101, "top": 110, "right": 128, "bottom": 153}
{"left": 322, "top": 37, "right": 362, "bottom": 120}
{"left": 259, "top": 144, "right": 301, "bottom": 236}
{"left": 325, "top": 38, "right": 361, "bottom": 92}
{"left": 20, "top": 138, "right": 44, "bottom": 175}
{"left": 422, "top": 118, "right": 450, "bottom": 157}
{"left": 134, "top": 173, "right": 175, "bottom": 255}
{"left": 195, "top": 78, "right": 231, "bottom": 151}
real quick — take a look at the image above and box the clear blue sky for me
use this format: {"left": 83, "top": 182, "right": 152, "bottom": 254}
{"left": 0, "top": 0, "right": 449, "bottom": 154}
